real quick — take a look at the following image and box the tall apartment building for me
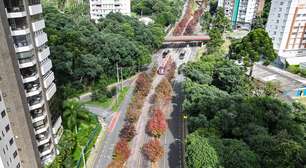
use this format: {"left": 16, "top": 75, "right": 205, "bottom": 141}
{"left": 266, "top": 0, "right": 306, "bottom": 65}
{"left": 0, "top": 90, "right": 21, "bottom": 168}
{"left": 218, "top": 0, "right": 265, "bottom": 29}
{"left": 0, "top": 0, "right": 63, "bottom": 167}
{"left": 90, "top": 0, "right": 131, "bottom": 22}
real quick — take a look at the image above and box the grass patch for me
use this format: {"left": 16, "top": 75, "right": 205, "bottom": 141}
{"left": 111, "top": 87, "right": 129, "bottom": 112}
{"left": 86, "top": 86, "right": 129, "bottom": 112}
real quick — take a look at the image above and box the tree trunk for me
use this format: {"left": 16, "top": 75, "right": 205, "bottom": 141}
{"left": 249, "top": 64, "right": 254, "bottom": 77}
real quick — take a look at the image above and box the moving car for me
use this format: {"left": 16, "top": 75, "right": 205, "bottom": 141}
{"left": 157, "top": 67, "right": 165, "bottom": 75}
{"left": 162, "top": 49, "right": 170, "bottom": 58}
{"left": 179, "top": 50, "right": 186, "bottom": 60}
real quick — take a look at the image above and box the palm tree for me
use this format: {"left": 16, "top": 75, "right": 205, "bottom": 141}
{"left": 63, "top": 99, "right": 89, "bottom": 134}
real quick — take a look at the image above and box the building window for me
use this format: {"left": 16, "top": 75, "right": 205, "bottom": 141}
{"left": 5, "top": 125, "right": 10, "bottom": 132}
{"left": 13, "top": 151, "right": 17, "bottom": 158}
{"left": 1, "top": 110, "right": 5, "bottom": 118}
{"left": 9, "top": 138, "right": 14, "bottom": 146}
{"left": 16, "top": 163, "right": 20, "bottom": 168}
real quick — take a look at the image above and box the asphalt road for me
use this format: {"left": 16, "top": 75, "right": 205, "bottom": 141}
{"left": 92, "top": 86, "right": 135, "bottom": 168}
{"left": 158, "top": 46, "right": 197, "bottom": 168}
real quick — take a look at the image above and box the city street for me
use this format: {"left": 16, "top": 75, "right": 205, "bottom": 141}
{"left": 92, "top": 86, "right": 135, "bottom": 168}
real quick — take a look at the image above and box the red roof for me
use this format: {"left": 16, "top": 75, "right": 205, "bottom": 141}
{"left": 164, "top": 35, "right": 210, "bottom": 42}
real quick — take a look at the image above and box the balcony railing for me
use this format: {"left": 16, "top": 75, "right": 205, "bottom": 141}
{"left": 6, "top": 6, "right": 26, "bottom": 18}
{"left": 18, "top": 57, "right": 36, "bottom": 69}
{"left": 38, "top": 46, "right": 50, "bottom": 62}
{"left": 14, "top": 41, "right": 33, "bottom": 53}
{"left": 25, "top": 84, "right": 42, "bottom": 97}
{"left": 22, "top": 72, "right": 39, "bottom": 83}
{"left": 34, "top": 122, "right": 49, "bottom": 135}
{"left": 36, "top": 133, "right": 51, "bottom": 146}
{"left": 39, "top": 143, "right": 54, "bottom": 157}
{"left": 28, "top": 97, "right": 44, "bottom": 111}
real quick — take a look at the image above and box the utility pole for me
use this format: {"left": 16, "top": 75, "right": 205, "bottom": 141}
{"left": 120, "top": 67, "right": 123, "bottom": 90}
{"left": 116, "top": 63, "right": 119, "bottom": 104}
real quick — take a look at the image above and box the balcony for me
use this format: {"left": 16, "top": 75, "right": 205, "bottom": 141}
{"left": 35, "top": 33, "right": 48, "bottom": 47}
{"left": 25, "top": 84, "right": 42, "bottom": 97}
{"left": 22, "top": 72, "right": 39, "bottom": 83}
{"left": 32, "top": 19, "right": 45, "bottom": 32}
{"left": 10, "top": 26, "right": 30, "bottom": 36}
{"left": 46, "top": 83, "right": 56, "bottom": 101}
{"left": 38, "top": 46, "right": 50, "bottom": 62}
{"left": 41, "top": 154, "right": 55, "bottom": 165}
{"left": 34, "top": 122, "right": 49, "bottom": 135}
{"left": 36, "top": 133, "right": 51, "bottom": 146}
{"left": 43, "top": 71, "right": 54, "bottom": 89}
{"left": 40, "top": 59, "right": 52, "bottom": 75}
{"left": 28, "top": 4, "right": 42, "bottom": 15}
{"left": 39, "top": 143, "right": 54, "bottom": 157}
{"left": 14, "top": 43, "right": 33, "bottom": 53}
{"left": 28, "top": 97, "right": 45, "bottom": 111}
{"left": 32, "top": 111, "right": 47, "bottom": 123}
{"left": 6, "top": 7, "right": 26, "bottom": 18}
{"left": 18, "top": 57, "right": 37, "bottom": 69}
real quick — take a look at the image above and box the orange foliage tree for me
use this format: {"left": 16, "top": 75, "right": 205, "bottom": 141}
{"left": 114, "top": 139, "right": 131, "bottom": 161}
{"left": 142, "top": 139, "right": 165, "bottom": 162}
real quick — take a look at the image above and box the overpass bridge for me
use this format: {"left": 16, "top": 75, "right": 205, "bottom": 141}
{"left": 162, "top": 34, "right": 210, "bottom": 48}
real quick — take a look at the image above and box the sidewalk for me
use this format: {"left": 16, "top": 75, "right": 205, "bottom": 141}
{"left": 85, "top": 118, "right": 107, "bottom": 168}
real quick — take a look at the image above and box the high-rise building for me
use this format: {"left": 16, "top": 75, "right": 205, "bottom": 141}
{"left": 0, "top": 0, "right": 63, "bottom": 167}
{"left": 90, "top": 0, "right": 131, "bottom": 22}
{"left": 266, "top": 0, "right": 306, "bottom": 65}
{"left": 0, "top": 90, "right": 21, "bottom": 168}
{"left": 218, "top": 0, "right": 265, "bottom": 29}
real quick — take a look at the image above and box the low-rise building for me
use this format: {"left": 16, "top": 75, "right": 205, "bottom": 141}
{"left": 90, "top": 0, "right": 131, "bottom": 22}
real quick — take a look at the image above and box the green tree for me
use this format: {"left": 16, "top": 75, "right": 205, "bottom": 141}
{"left": 229, "top": 28, "right": 277, "bottom": 76}
{"left": 186, "top": 133, "right": 220, "bottom": 168}
{"left": 63, "top": 99, "right": 89, "bottom": 133}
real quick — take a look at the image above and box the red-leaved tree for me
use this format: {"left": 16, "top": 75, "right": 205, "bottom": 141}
{"left": 114, "top": 139, "right": 131, "bottom": 161}
{"left": 146, "top": 109, "right": 167, "bottom": 137}
{"left": 142, "top": 139, "right": 165, "bottom": 162}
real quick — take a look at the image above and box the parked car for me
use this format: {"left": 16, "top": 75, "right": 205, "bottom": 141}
{"left": 162, "top": 49, "right": 170, "bottom": 58}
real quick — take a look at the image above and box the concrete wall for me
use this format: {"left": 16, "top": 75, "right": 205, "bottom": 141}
{"left": 0, "top": 1, "right": 41, "bottom": 167}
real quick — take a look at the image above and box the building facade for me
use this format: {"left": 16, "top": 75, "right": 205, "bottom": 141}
{"left": 0, "top": 90, "right": 21, "bottom": 168}
{"left": 90, "top": 0, "right": 131, "bottom": 22}
{"left": 218, "top": 0, "right": 265, "bottom": 29}
{"left": 266, "top": 0, "right": 306, "bottom": 65}
{"left": 0, "top": 0, "right": 63, "bottom": 167}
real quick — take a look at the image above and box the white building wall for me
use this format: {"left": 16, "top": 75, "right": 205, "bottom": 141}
{"left": 244, "top": 0, "right": 257, "bottom": 23}
{"left": 0, "top": 91, "right": 21, "bottom": 168}
{"left": 266, "top": 0, "right": 306, "bottom": 63}
{"left": 90, "top": 0, "right": 131, "bottom": 22}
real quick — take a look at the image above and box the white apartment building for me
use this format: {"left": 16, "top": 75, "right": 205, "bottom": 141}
{"left": 90, "top": 0, "right": 131, "bottom": 22}
{"left": 0, "top": 0, "right": 63, "bottom": 167}
{"left": 0, "top": 91, "right": 21, "bottom": 168}
{"left": 218, "top": 0, "right": 265, "bottom": 29}
{"left": 266, "top": 0, "right": 306, "bottom": 65}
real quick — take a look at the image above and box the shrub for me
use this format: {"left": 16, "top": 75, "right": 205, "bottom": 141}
{"left": 146, "top": 109, "right": 167, "bottom": 137}
{"left": 142, "top": 139, "right": 165, "bottom": 162}
{"left": 126, "top": 107, "right": 141, "bottom": 123}
{"left": 120, "top": 123, "right": 137, "bottom": 141}
{"left": 114, "top": 139, "right": 131, "bottom": 161}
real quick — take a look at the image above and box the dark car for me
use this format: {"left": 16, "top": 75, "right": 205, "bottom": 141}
{"left": 179, "top": 50, "right": 186, "bottom": 60}
{"left": 162, "top": 49, "right": 170, "bottom": 58}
